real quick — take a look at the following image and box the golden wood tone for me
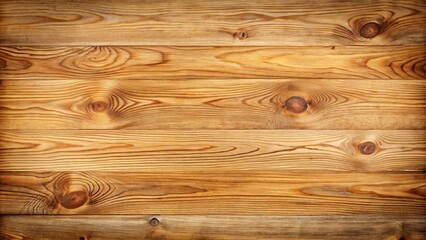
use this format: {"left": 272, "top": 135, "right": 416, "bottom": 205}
{"left": 1, "top": 216, "right": 425, "bottom": 240}
{"left": 0, "top": 0, "right": 424, "bottom": 46}
{"left": 0, "top": 0, "right": 425, "bottom": 239}
{"left": 1, "top": 171, "right": 425, "bottom": 215}
{"left": 0, "top": 130, "right": 424, "bottom": 172}
{"left": 0, "top": 46, "right": 424, "bottom": 80}
{"left": 1, "top": 79, "right": 424, "bottom": 130}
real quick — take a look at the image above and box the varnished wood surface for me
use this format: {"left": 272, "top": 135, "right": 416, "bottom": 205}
{"left": 0, "top": 130, "right": 424, "bottom": 172}
{"left": 0, "top": 0, "right": 424, "bottom": 46}
{"left": 0, "top": 171, "right": 425, "bottom": 215}
{"left": 0, "top": 46, "right": 424, "bottom": 80}
{"left": 1, "top": 215, "right": 425, "bottom": 240}
{"left": 1, "top": 0, "right": 425, "bottom": 238}
{"left": 0, "top": 79, "right": 424, "bottom": 130}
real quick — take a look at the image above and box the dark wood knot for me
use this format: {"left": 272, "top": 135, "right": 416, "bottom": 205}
{"left": 90, "top": 100, "right": 108, "bottom": 113}
{"left": 360, "top": 22, "right": 380, "bottom": 38}
{"left": 284, "top": 96, "right": 308, "bottom": 113}
{"left": 59, "top": 190, "right": 88, "bottom": 209}
{"left": 234, "top": 30, "right": 248, "bottom": 40}
{"left": 358, "top": 141, "right": 376, "bottom": 155}
{"left": 149, "top": 217, "right": 160, "bottom": 227}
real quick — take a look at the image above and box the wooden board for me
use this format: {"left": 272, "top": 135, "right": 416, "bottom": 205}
{"left": 1, "top": 46, "right": 424, "bottom": 80}
{"left": 0, "top": 130, "right": 424, "bottom": 172}
{"left": 1, "top": 215, "right": 425, "bottom": 240}
{"left": 0, "top": 0, "right": 424, "bottom": 46}
{"left": 1, "top": 0, "right": 425, "bottom": 238}
{"left": 1, "top": 171, "right": 425, "bottom": 215}
{"left": 0, "top": 79, "right": 425, "bottom": 130}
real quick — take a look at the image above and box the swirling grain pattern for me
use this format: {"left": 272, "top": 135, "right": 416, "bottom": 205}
{"left": 0, "top": 46, "right": 424, "bottom": 80}
{"left": 2, "top": 215, "right": 425, "bottom": 240}
{"left": 0, "top": 79, "right": 424, "bottom": 129}
{"left": 0, "top": 171, "right": 425, "bottom": 215}
{"left": 0, "top": 0, "right": 424, "bottom": 45}
{"left": 0, "top": 130, "right": 424, "bottom": 172}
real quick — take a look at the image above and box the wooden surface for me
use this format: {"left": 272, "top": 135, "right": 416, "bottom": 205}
{"left": 1, "top": 46, "right": 425, "bottom": 80}
{"left": 0, "top": 79, "right": 425, "bottom": 130}
{"left": 0, "top": 0, "right": 425, "bottom": 46}
{"left": 1, "top": 216, "right": 425, "bottom": 240}
{"left": 0, "top": 0, "right": 425, "bottom": 239}
{"left": 1, "top": 171, "right": 425, "bottom": 215}
{"left": 0, "top": 130, "right": 424, "bottom": 172}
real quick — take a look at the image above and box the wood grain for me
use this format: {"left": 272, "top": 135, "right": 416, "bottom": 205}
{"left": 0, "top": 46, "right": 424, "bottom": 80}
{"left": 0, "top": 79, "right": 425, "bottom": 130}
{"left": 0, "top": 0, "right": 425, "bottom": 46}
{"left": 0, "top": 171, "right": 425, "bottom": 215}
{"left": 0, "top": 130, "right": 424, "bottom": 172}
{"left": 1, "top": 215, "right": 425, "bottom": 240}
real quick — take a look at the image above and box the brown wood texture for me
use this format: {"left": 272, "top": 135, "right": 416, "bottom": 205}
{"left": 1, "top": 171, "right": 425, "bottom": 215}
{"left": 0, "top": 79, "right": 424, "bottom": 130}
{"left": 1, "top": 0, "right": 425, "bottom": 239}
{"left": 0, "top": 130, "right": 424, "bottom": 172}
{"left": 0, "top": 46, "right": 424, "bottom": 80}
{"left": 1, "top": 215, "right": 425, "bottom": 240}
{"left": 0, "top": 0, "right": 425, "bottom": 46}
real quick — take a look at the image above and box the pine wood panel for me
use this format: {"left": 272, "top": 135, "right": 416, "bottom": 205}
{"left": 0, "top": 171, "right": 425, "bottom": 215}
{"left": 0, "top": 0, "right": 424, "bottom": 46}
{"left": 1, "top": 130, "right": 424, "bottom": 172}
{"left": 1, "top": 215, "right": 425, "bottom": 240}
{"left": 0, "top": 79, "right": 425, "bottom": 130}
{"left": 0, "top": 46, "right": 424, "bottom": 80}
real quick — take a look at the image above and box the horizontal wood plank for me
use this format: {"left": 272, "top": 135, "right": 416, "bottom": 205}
{"left": 0, "top": 130, "right": 424, "bottom": 172}
{"left": 1, "top": 215, "right": 425, "bottom": 240}
{"left": 0, "top": 0, "right": 424, "bottom": 46}
{"left": 0, "top": 46, "right": 424, "bottom": 80}
{"left": 0, "top": 171, "right": 425, "bottom": 215}
{"left": 0, "top": 79, "right": 425, "bottom": 130}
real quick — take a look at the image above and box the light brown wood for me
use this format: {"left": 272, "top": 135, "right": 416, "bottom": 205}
{"left": 0, "top": 130, "right": 424, "bottom": 172}
{"left": 0, "top": 0, "right": 424, "bottom": 46}
{"left": 1, "top": 79, "right": 425, "bottom": 130}
{"left": 1, "top": 215, "right": 425, "bottom": 240}
{"left": 1, "top": 0, "right": 425, "bottom": 237}
{"left": 0, "top": 171, "right": 425, "bottom": 215}
{"left": 0, "top": 46, "right": 424, "bottom": 80}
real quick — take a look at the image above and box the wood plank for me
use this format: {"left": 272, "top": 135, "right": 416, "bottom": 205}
{"left": 0, "top": 46, "right": 424, "bottom": 80}
{"left": 1, "top": 215, "right": 425, "bottom": 240}
{"left": 0, "top": 0, "right": 424, "bottom": 46}
{"left": 0, "top": 130, "right": 424, "bottom": 172}
{"left": 0, "top": 171, "right": 425, "bottom": 215}
{"left": 0, "top": 79, "right": 425, "bottom": 130}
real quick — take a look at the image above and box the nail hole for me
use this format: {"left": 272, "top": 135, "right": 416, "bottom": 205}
{"left": 79, "top": 237, "right": 86, "bottom": 240}
{"left": 234, "top": 30, "right": 248, "bottom": 40}
{"left": 150, "top": 217, "right": 160, "bottom": 227}
{"left": 284, "top": 96, "right": 308, "bottom": 113}
{"left": 360, "top": 22, "right": 380, "bottom": 38}
{"left": 358, "top": 141, "right": 376, "bottom": 155}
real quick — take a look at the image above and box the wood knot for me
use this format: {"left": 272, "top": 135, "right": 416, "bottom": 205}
{"left": 149, "top": 217, "right": 160, "bottom": 227}
{"left": 358, "top": 141, "right": 376, "bottom": 155}
{"left": 59, "top": 191, "right": 88, "bottom": 209}
{"left": 284, "top": 96, "right": 308, "bottom": 113}
{"left": 234, "top": 30, "right": 248, "bottom": 40}
{"left": 360, "top": 22, "right": 380, "bottom": 38}
{"left": 90, "top": 100, "right": 109, "bottom": 113}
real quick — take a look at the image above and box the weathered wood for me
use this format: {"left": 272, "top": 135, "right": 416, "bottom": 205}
{"left": 0, "top": 130, "right": 424, "bottom": 172}
{"left": 0, "top": 79, "right": 424, "bottom": 130}
{"left": 0, "top": 46, "right": 424, "bottom": 80}
{"left": 1, "top": 215, "right": 425, "bottom": 240}
{"left": 0, "top": 171, "right": 425, "bottom": 215}
{"left": 0, "top": 0, "right": 425, "bottom": 46}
